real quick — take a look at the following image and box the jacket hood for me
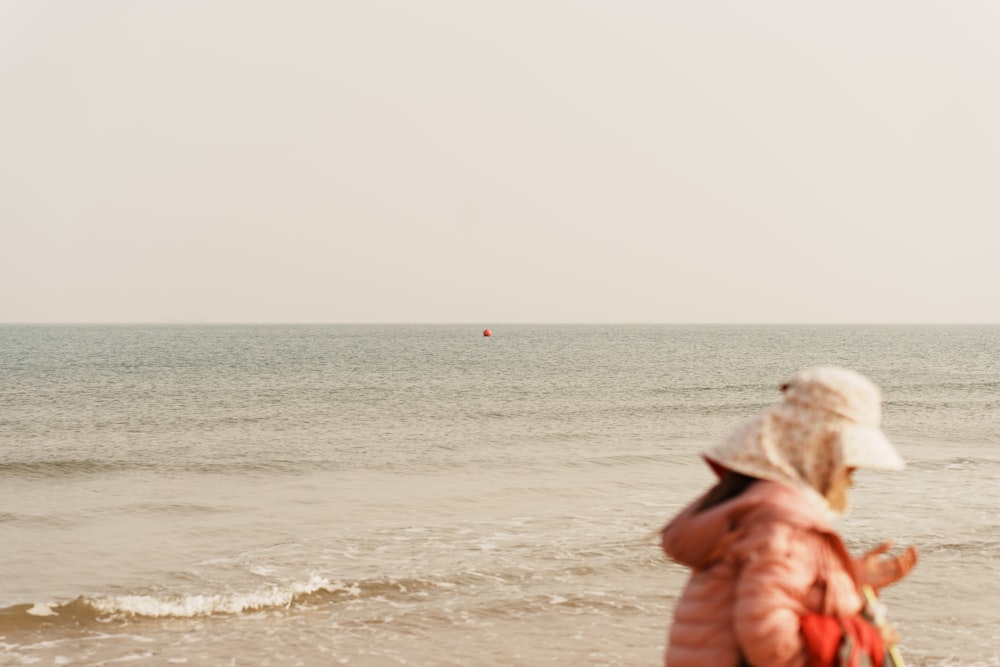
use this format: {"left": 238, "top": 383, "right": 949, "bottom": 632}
{"left": 661, "top": 480, "right": 834, "bottom": 570}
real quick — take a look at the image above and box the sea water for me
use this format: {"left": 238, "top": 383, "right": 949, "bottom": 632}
{"left": 1, "top": 324, "right": 998, "bottom": 666}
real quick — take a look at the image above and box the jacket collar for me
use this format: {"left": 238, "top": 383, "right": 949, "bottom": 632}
{"left": 661, "top": 480, "right": 841, "bottom": 570}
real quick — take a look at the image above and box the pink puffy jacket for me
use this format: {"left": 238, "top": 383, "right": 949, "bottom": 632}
{"left": 661, "top": 480, "right": 864, "bottom": 667}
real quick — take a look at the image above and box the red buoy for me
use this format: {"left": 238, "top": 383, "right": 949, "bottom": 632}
{"left": 483, "top": 329, "right": 492, "bottom": 337}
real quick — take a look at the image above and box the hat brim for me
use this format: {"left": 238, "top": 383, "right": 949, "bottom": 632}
{"left": 842, "top": 425, "right": 905, "bottom": 471}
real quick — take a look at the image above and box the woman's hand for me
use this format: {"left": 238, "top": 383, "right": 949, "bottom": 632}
{"left": 857, "top": 542, "right": 918, "bottom": 590}
{"left": 878, "top": 622, "right": 900, "bottom": 647}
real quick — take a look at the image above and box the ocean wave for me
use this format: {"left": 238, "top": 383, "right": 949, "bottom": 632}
{"left": 0, "top": 573, "right": 486, "bottom": 628}
{"left": 87, "top": 575, "right": 346, "bottom": 617}
{"left": 905, "top": 455, "right": 1000, "bottom": 471}
{"left": 0, "top": 459, "right": 150, "bottom": 478}
{"left": 579, "top": 453, "right": 675, "bottom": 468}
{"left": 0, "top": 552, "right": 665, "bottom": 629}
{"left": 0, "top": 575, "right": 347, "bottom": 628}
{"left": 0, "top": 458, "right": 328, "bottom": 479}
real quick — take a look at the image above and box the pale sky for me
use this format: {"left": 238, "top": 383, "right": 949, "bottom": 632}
{"left": 2, "top": 1, "right": 998, "bottom": 323}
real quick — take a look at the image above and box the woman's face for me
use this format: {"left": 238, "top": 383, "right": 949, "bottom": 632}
{"left": 825, "top": 466, "right": 857, "bottom": 513}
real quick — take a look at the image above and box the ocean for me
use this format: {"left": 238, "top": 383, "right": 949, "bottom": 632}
{"left": 1, "top": 324, "right": 998, "bottom": 666}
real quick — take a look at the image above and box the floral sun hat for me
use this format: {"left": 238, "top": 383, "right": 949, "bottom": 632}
{"left": 702, "top": 367, "right": 904, "bottom": 514}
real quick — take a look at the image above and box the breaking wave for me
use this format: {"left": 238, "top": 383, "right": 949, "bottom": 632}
{"left": 0, "top": 575, "right": 354, "bottom": 630}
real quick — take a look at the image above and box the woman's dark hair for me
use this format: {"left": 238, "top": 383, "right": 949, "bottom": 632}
{"left": 695, "top": 470, "right": 759, "bottom": 513}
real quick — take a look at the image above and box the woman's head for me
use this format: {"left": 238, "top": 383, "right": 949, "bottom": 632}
{"left": 701, "top": 367, "right": 903, "bottom": 516}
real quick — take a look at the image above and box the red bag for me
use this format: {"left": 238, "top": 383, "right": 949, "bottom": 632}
{"left": 801, "top": 612, "right": 886, "bottom": 667}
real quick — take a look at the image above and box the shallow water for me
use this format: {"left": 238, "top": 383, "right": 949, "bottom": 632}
{"left": 1, "top": 324, "right": 998, "bottom": 665}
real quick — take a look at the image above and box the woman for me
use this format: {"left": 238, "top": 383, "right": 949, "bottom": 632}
{"left": 661, "top": 367, "right": 918, "bottom": 667}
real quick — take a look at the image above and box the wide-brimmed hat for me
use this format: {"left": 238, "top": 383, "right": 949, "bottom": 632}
{"left": 702, "top": 367, "right": 903, "bottom": 513}
{"left": 779, "top": 366, "right": 903, "bottom": 471}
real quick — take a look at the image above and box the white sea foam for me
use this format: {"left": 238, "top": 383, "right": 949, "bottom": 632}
{"left": 86, "top": 575, "right": 346, "bottom": 618}
{"left": 25, "top": 604, "right": 57, "bottom": 617}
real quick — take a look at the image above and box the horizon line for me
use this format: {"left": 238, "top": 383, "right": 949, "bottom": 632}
{"left": 1, "top": 321, "right": 996, "bottom": 327}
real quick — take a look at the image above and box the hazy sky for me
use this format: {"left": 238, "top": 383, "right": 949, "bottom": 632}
{"left": 2, "top": 2, "right": 998, "bottom": 323}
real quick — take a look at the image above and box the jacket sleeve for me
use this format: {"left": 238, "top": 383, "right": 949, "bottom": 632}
{"left": 732, "top": 522, "right": 818, "bottom": 667}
